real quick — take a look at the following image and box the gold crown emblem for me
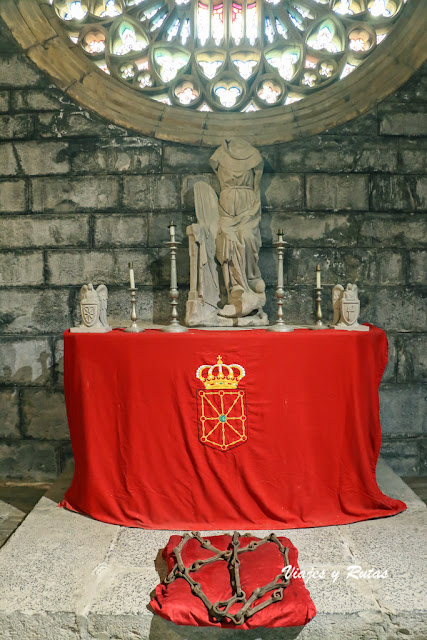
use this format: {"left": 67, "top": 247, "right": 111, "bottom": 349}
{"left": 196, "top": 355, "right": 245, "bottom": 390}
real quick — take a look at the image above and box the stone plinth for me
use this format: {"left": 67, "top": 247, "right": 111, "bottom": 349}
{"left": 0, "top": 459, "right": 425, "bottom": 639}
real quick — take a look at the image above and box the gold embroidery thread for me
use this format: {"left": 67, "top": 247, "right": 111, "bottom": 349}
{"left": 196, "top": 355, "right": 247, "bottom": 451}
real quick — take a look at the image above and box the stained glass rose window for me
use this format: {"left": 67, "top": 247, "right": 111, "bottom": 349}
{"left": 52, "top": 0, "right": 407, "bottom": 112}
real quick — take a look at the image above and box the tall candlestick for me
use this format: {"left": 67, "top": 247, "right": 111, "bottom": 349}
{"left": 162, "top": 224, "right": 188, "bottom": 333}
{"left": 267, "top": 229, "right": 293, "bottom": 332}
{"left": 124, "top": 284, "right": 143, "bottom": 332}
{"left": 129, "top": 262, "right": 135, "bottom": 290}
{"left": 312, "top": 264, "right": 328, "bottom": 329}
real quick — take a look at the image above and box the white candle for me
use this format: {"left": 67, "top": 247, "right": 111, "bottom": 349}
{"left": 169, "top": 221, "right": 176, "bottom": 242}
{"left": 129, "top": 262, "right": 135, "bottom": 289}
{"left": 316, "top": 265, "right": 321, "bottom": 289}
{"left": 277, "top": 228, "right": 284, "bottom": 243}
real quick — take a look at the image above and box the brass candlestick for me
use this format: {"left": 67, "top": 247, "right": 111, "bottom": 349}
{"left": 162, "top": 221, "right": 188, "bottom": 333}
{"left": 125, "top": 287, "right": 143, "bottom": 333}
{"left": 313, "top": 264, "right": 328, "bottom": 330}
{"left": 268, "top": 229, "right": 293, "bottom": 332}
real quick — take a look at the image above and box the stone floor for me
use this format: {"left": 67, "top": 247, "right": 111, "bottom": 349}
{"left": 0, "top": 459, "right": 425, "bottom": 640}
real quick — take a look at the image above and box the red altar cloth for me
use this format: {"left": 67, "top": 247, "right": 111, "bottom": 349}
{"left": 60, "top": 327, "right": 406, "bottom": 529}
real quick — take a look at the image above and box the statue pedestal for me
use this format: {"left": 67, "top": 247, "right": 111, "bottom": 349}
{"left": 70, "top": 326, "right": 112, "bottom": 333}
{"left": 333, "top": 324, "right": 370, "bottom": 332}
{"left": 187, "top": 305, "right": 268, "bottom": 328}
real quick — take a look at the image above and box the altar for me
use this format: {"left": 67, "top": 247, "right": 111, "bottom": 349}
{"left": 60, "top": 327, "right": 405, "bottom": 530}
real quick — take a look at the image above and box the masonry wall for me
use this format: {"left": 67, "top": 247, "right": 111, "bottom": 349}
{"left": 0, "top": 17, "right": 425, "bottom": 480}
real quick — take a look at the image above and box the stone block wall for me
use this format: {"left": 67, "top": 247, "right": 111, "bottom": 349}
{"left": 0, "top": 18, "right": 425, "bottom": 479}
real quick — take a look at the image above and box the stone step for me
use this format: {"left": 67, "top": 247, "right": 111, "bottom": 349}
{"left": 0, "top": 458, "right": 425, "bottom": 640}
{"left": 0, "top": 472, "right": 58, "bottom": 548}
{"left": 0, "top": 499, "right": 25, "bottom": 549}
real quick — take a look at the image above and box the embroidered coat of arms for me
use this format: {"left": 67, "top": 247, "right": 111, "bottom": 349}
{"left": 196, "top": 355, "right": 247, "bottom": 452}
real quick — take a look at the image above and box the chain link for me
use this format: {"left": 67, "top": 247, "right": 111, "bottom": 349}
{"left": 163, "top": 531, "right": 291, "bottom": 625}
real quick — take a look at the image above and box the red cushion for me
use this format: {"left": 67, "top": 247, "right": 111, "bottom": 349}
{"left": 150, "top": 534, "right": 316, "bottom": 629}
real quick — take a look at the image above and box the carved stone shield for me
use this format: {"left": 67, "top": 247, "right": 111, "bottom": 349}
{"left": 81, "top": 302, "right": 99, "bottom": 327}
{"left": 341, "top": 300, "right": 359, "bottom": 326}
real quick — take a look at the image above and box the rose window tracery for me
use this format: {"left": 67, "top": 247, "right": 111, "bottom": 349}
{"left": 53, "top": 0, "right": 407, "bottom": 111}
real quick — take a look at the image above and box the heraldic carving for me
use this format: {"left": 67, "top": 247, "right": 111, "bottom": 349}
{"left": 332, "top": 283, "right": 369, "bottom": 332}
{"left": 70, "top": 283, "right": 112, "bottom": 333}
{"left": 196, "top": 355, "right": 247, "bottom": 452}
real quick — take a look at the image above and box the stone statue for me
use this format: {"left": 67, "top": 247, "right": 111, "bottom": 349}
{"left": 70, "top": 283, "right": 112, "bottom": 333}
{"left": 332, "top": 284, "right": 344, "bottom": 326}
{"left": 186, "top": 138, "right": 268, "bottom": 327}
{"left": 331, "top": 283, "right": 369, "bottom": 331}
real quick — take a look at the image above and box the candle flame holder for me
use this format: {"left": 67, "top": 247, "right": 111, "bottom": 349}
{"left": 311, "top": 286, "right": 328, "bottom": 329}
{"left": 162, "top": 236, "right": 188, "bottom": 333}
{"left": 311, "top": 264, "right": 328, "bottom": 330}
{"left": 125, "top": 287, "right": 144, "bottom": 333}
{"left": 268, "top": 230, "right": 293, "bottom": 332}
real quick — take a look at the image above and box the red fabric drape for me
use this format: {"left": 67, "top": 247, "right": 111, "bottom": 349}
{"left": 60, "top": 326, "right": 405, "bottom": 529}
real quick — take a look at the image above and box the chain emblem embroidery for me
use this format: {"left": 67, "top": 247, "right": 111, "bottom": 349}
{"left": 196, "top": 355, "right": 248, "bottom": 452}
